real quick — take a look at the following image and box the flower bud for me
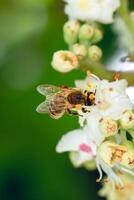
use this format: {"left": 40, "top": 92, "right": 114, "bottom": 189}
{"left": 63, "top": 20, "right": 80, "bottom": 45}
{"left": 69, "top": 152, "right": 96, "bottom": 169}
{"left": 71, "top": 43, "right": 87, "bottom": 60}
{"left": 88, "top": 45, "right": 102, "bottom": 61}
{"left": 99, "top": 117, "right": 118, "bottom": 138}
{"left": 84, "top": 160, "right": 96, "bottom": 170}
{"left": 51, "top": 50, "right": 78, "bottom": 73}
{"left": 119, "top": 110, "right": 134, "bottom": 129}
{"left": 121, "top": 150, "right": 134, "bottom": 169}
{"left": 99, "top": 141, "right": 127, "bottom": 166}
{"left": 79, "top": 24, "right": 94, "bottom": 42}
{"left": 91, "top": 28, "right": 103, "bottom": 43}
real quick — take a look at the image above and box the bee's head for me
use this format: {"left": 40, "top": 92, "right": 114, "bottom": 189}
{"left": 67, "top": 91, "right": 85, "bottom": 105}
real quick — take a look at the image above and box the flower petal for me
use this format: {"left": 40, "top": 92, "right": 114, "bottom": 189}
{"left": 69, "top": 151, "right": 94, "bottom": 167}
{"left": 56, "top": 129, "right": 87, "bottom": 153}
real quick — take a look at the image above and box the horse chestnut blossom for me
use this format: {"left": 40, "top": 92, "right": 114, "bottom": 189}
{"left": 99, "top": 174, "right": 134, "bottom": 200}
{"left": 56, "top": 75, "right": 134, "bottom": 187}
{"left": 51, "top": 50, "right": 79, "bottom": 73}
{"left": 36, "top": 0, "right": 134, "bottom": 198}
{"left": 64, "top": 0, "right": 120, "bottom": 24}
{"left": 56, "top": 113, "right": 103, "bottom": 166}
{"left": 75, "top": 76, "right": 133, "bottom": 125}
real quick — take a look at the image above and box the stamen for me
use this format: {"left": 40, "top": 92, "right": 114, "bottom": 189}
{"left": 97, "top": 156, "right": 124, "bottom": 188}
{"left": 96, "top": 158, "right": 103, "bottom": 182}
{"left": 120, "top": 166, "right": 134, "bottom": 176}
{"left": 114, "top": 72, "right": 121, "bottom": 81}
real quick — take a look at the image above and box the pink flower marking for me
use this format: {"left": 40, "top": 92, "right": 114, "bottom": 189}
{"left": 79, "top": 144, "right": 92, "bottom": 154}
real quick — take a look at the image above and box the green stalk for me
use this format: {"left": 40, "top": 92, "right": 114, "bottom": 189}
{"left": 79, "top": 60, "right": 134, "bottom": 86}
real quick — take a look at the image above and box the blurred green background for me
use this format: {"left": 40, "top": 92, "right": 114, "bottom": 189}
{"left": 1, "top": 0, "right": 133, "bottom": 200}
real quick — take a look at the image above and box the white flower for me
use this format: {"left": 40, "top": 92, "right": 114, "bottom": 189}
{"left": 55, "top": 73, "right": 134, "bottom": 187}
{"left": 56, "top": 128, "right": 97, "bottom": 167}
{"left": 121, "top": 149, "right": 134, "bottom": 169}
{"left": 85, "top": 112, "right": 104, "bottom": 144}
{"left": 99, "top": 117, "right": 118, "bottom": 138}
{"left": 51, "top": 50, "right": 78, "bottom": 73}
{"left": 75, "top": 75, "right": 133, "bottom": 121}
{"left": 75, "top": 73, "right": 99, "bottom": 93}
{"left": 96, "top": 142, "right": 134, "bottom": 187}
{"left": 56, "top": 111, "right": 134, "bottom": 186}
{"left": 98, "top": 141, "right": 127, "bottom": 167}
{"left": 64, "top": 0, "right": 120, "bottom": 24}
{"left": 95, "top": 79, "right": 133, "bottom": 119}
{"left": 96, "top": 155, "right": 124, "bottom": 188}
{"left": 56, "top": 112, "right": 105, "bottom": 165}
{"left": 119, "top": 110, "right": 134, "bottom": 129}
{"left": 119, "top": 61, "right": 134, "bottom": 72}
{"left": 99, "top": 174, "right": 134, "bottom": 200}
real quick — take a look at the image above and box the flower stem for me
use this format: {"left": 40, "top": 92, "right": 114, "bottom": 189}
{"left": 79, "top": 60, "right": 134, "bottom": 85}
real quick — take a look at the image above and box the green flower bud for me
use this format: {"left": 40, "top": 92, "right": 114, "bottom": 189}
{"left": 84, "top": 160, "right": 96, "bottom": 170}
{"left": 69, "top": 152, "right": 81, "bottom": 168}
{"left": 51, "top": 50, "right": 78, "bottom": 73}
{"left": 63, "top": 20, "right": 80, "bottom": 45}
{"left": 99, "top": 141, "right": 127, "bottom": 167}
{"left": 91, "top": 28, "right": 103, "bottom": 43}
{"left": 71, "top": 43, "right": 87, "bottom": 60}
{"left": 119, "top": 110, "right": 134, "bottom": 130}
{"left": 79, "top": 24, "right": 94, "bottom": 42}
{"left": 88, "top": 45, "right": 102, "bottom": 62}
{"left": 99, "top": 117, "right": 118, "bottom": 138}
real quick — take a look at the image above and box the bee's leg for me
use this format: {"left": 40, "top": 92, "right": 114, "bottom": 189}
{"left": 82, "top": 107, "right": 88, "bottom": 113}
{"left": 67, "top": 109, "right": 83, "bottom": 117}
{"left": 67, "top": 109, "right": 78, "bottom": 115}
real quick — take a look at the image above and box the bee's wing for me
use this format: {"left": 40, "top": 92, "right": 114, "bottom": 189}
{"left": 37, "top": 84, "right": 60, "bottom": 96}
{"left": 49, "top": 110, "right": 65, "bottom": 120}
{"left": 36, "top": 95, "right": 65, "bottom": 119}
{"left": 36, "top": 100, "right": 49, "bottom": 114}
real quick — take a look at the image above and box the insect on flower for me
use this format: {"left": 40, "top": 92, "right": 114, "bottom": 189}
{"left": 36, "top": 84, "right": 96, "bottom": 119}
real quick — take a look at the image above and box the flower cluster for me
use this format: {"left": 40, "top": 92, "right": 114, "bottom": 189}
{"left": 64, "top": 0, "right": 120, "bottom": 24}
{"left": 36, "top": 0, "right": 134, "bottom": 198}
{"left": 56, "top": 74, "right": 134, "bottom": 187}
{"left": 99, "top": 173, "right": 134, "bottom": 200}
{"left": 52, "top": 20, "right": 103, "bottom": 73}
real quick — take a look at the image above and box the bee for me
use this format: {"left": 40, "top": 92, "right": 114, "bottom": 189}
{"left": 120, "top": 52, "right": 134, "bottom": 62}
{"left": 36, "top": 84, "right": 95, "bottom": 119}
